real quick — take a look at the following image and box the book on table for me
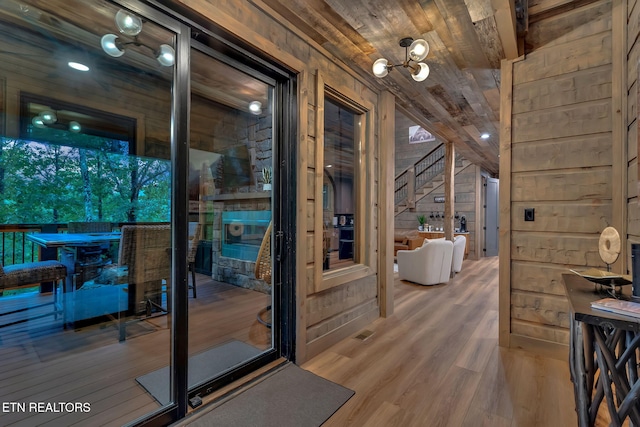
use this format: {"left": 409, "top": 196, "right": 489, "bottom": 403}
{"left": 591, "top": 298, "right": 640, "bottom": 318}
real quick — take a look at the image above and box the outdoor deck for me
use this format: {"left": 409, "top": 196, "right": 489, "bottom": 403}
{"left": 0, "top": 274, "right": 271, "bottom": 426}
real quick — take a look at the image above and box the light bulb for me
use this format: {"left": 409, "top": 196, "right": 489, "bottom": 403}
{"left": 480, "top": 133, "right": 490, "bottom": 139}
{"left": 156, "top": 44, "right": 175, "bottom": 67}
{"left": 115, "top": 10, "right": 143, "bottom": 36}
{"left": 32, "top": 116, "right": 45, "bottom": 128}
{"left": 409, "top": 39, "right": 429, "bottom": 62}
{"left": 372, "top": 58, "right": 389, "bottom": 78}
{"left": 249, "top": 101, "right": 262, "bottom": 115}
{"left": 40, "top": 111, "right": 57, "bottom": 125}
{"left": 101, "top": 34, "right": 125, "bottom": 58}
{"left": 69, "top": 121, "right": 81, "bottom": 133}
{"left": 411, "top": 63, "right": 430, "bottom": 82}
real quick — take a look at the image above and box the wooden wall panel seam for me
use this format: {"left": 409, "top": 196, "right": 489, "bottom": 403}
{"left": 379, "top": 91, "right": 395, "bottom": 317}
{"left": 312, "top": 71, "right": 324, "bottom": 297}
{"left": 511, "top": 165, "right": 612, "bottom": 175}
{"left": 612, "top": 0, "right": 628, "bottom": 273}
{"left": 499, "top": 55, "right": 519, "bottom": 348}
{"left": 296, "top": 69, "right": 310, "bottom": 363}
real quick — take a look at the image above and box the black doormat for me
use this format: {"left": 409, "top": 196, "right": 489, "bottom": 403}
{"left": 183, "top": 363, "right": 354, "bottom": 427}
{"left": 136, "top": 340, "right": 263, "bottom": 406}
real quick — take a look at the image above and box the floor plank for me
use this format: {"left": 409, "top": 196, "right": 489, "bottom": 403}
{"left": 302, "top": 257, "right": 582, "bottom": 427}
{"left": 0, "top": 256, "right": 617, "bottom": 426}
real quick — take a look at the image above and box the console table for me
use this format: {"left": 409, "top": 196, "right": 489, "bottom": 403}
{"left": 418, "top": 231, "right": 469, "bottom": 259}
{"left": 563, "top": 273, "right": 640, "bottom": 426}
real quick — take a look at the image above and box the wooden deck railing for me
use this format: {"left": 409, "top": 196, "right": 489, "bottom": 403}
{"left": 0, "top": 224, "right": 51, "bottom": 266}
{"left": 0, "top": 222, "right": 162, "bottom": 267}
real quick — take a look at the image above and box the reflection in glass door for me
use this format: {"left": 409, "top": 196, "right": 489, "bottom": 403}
{"left": 0, "top": 0, "right": 182, "bottom": 425}
{"left": 187, "top": 45, "right": 275, "bottom": 399}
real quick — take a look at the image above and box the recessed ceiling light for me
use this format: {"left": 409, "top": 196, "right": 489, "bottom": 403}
{"left": 249, "top": 101, "right": 262, "bottom": 115}
{"left": 480, "top": 133, "right": 490, "bottom": 139}
{"left": 68, "top": 61, "right": 89, "bottom": 71}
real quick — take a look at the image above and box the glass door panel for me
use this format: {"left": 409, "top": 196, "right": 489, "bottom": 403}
{"left": 0, "top": 0, "right": 177, "bottom": 424}
{"left": 187, "top": 46, "right": 274, "bottom": 396}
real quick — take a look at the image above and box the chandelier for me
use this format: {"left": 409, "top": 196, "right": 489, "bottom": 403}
{"left": 100, "top": 9, "right": 175, "bottom": 67}
{"left": 372, "top": 37, "right": 430, "bottom": 82}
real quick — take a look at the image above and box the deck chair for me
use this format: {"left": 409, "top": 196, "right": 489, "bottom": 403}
{"left": 254, "top": 221, "right": 272, "bottom": 285}
{"left": 0, "top": 260, "right": 67, "bottom": 328}
{"left": 100, "top": 224, "right": 171, "bottom": 341}
{"left": 118, "top": 224, "right": 172, "bottom": 317}
{"left": 254, "top": 221, "right": 272, "bottom": 328}
{"left": 188, "top": 223, "right": 202, "bottom": 298}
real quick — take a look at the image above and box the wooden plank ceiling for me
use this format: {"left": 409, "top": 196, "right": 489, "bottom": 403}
{"left": 259, "top": 0, "right": 524, "bottom": 175}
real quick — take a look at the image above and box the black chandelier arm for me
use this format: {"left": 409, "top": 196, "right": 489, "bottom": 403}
{"left": 115, "top": 37, "right": 158, "bottom": 55}
{"left": 383, "top": 60, "right": 421, "bottom": 75}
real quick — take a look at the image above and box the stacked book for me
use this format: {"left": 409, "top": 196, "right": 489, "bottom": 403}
{"left": 591, "top": 298, "right": 640, "bottom": 318}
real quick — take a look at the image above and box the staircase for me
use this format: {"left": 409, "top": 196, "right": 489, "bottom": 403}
{"left": 394, "top": 143, "right": 471, "bottom": 216}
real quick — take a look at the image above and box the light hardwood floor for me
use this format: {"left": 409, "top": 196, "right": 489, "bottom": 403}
{"left": 302, "top": 257, "right": 581, "bottom": 427}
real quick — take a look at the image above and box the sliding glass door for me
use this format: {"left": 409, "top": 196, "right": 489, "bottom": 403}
{"left": 186, "top": 42, "right": 278, "bottom": 403}
{"left": 0, "top": 0, "right": 186, "bottom": 425}
{"left": 0, "top": 1, "right": 293, "bottom": 425}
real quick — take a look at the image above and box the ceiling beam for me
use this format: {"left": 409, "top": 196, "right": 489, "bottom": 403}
{"left": 491, "top": 0, "right": 518, "bottom": 59}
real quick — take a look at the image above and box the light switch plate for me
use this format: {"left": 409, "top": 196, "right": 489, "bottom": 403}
{"left": 524, "top": 208, "right": 535, "bottom": 222}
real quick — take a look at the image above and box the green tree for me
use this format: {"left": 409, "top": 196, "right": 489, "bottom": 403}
{"left": 0, "top": 137, "right": 170, "bottom": 226}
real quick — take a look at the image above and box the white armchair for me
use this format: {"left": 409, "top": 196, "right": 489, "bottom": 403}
{"left": 451, "top": 235, "right": 466, "bottom": 273}
{"left": 397, "top": 238, "right": 453, "bottom": 286}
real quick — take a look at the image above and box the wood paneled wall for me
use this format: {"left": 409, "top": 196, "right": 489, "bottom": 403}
{"left": 394, "top": 163, "right": 481, "bottom": 260}
{"left": 0, "top": 35, "right": 171, "bottom": 158}
{"left": 178, "top": 0, "right": 389, "bottom": 363}
{"left": 501, "top": 0, "right": 620, "bottom": 355}
{"left": 394, "top": 110, "right": 441, "bottom": 172}
{"left": 627, "top": 0, "right": 640, "bottom": 261}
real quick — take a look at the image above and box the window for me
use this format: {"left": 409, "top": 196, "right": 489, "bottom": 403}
{"left": 315, "top": 75, "right": 374, "bottom": 291}
{"left": 323, "top": 98, "right": 357, "bottom": 270}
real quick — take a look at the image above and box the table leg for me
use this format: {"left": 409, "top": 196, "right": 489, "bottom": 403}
{"left": 594, "top": 339, "right": 623, "bottom": 427}
{"left": 571, "top": 318, "right": 591, "bottom": 427}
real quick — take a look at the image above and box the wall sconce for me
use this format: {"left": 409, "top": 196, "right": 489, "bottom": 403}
{"left": 372, "top": 37, "right": 430, "bottom": 82}
{"left": 100, "top": 9, "right": 175, "bottom": 67}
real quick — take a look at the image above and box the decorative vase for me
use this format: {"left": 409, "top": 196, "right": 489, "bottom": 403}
{"left": 418, "top": 225, "right": 424, "bottom": 231}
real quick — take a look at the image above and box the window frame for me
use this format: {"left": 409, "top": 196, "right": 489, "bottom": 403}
{"left": 314, "top": 72, "right": 375, "bottom": 292}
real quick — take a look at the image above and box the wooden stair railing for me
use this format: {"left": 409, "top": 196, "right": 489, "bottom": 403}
{"left": 394, "top": 143, "right": 445, "bottom": 207}
{"left": 394, "top": 144, "right": 467, "bottom": 216}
